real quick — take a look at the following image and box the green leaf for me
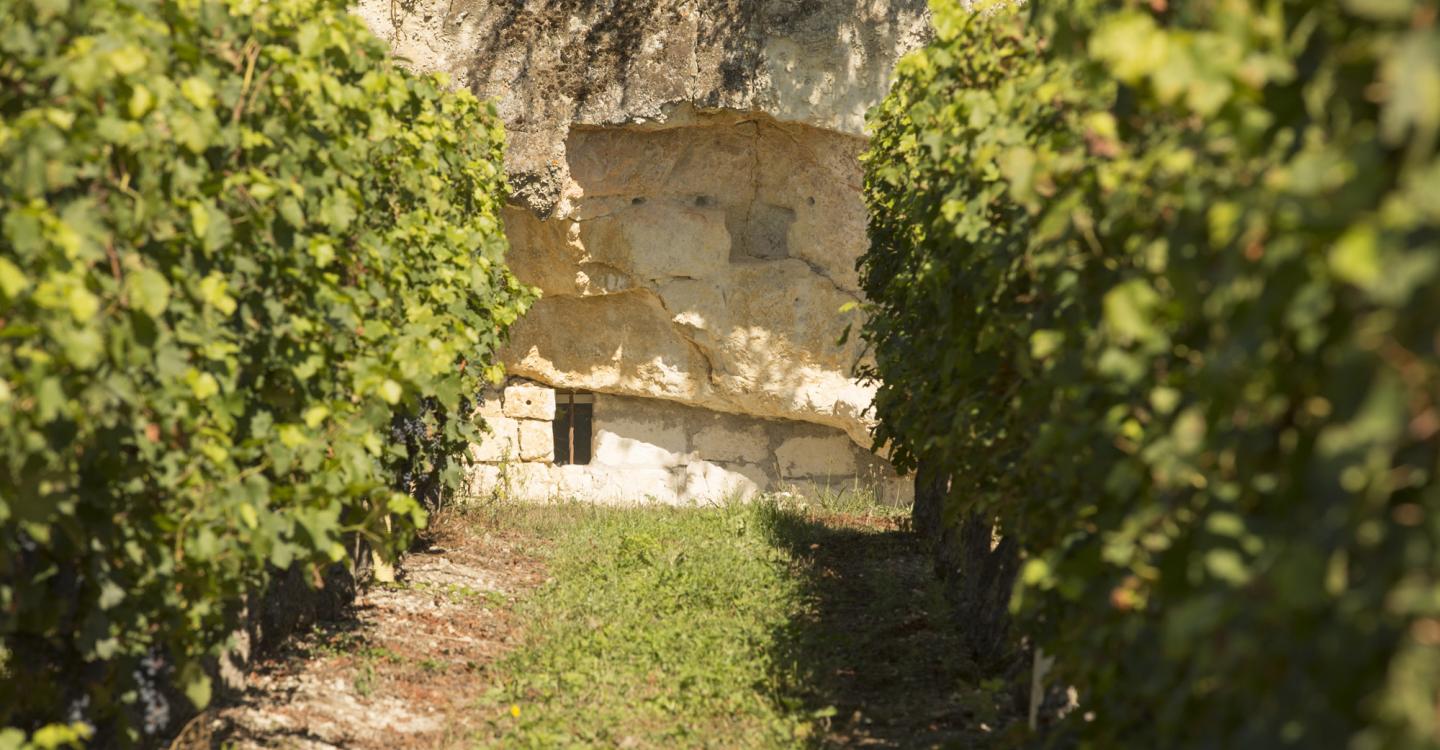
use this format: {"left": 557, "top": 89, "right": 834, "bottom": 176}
{"left": 59, "top": 326, "right": 104, "bottom": 368}
{"left": 180, "top": 664, "right": 213, "bottom": 710}
{"left": 1329, "top": 223, "right": 1380, "bottom": 287}
{"left": 239, "top": 503, "right": 259, "bottom": 529}
{"left": 1102, "top": 278, "right": 1162, "bottom": 345}
{"left": 126, "top": 267, "right": 171, "bottom": 317}
{"left": 190, "top": 201, "right": 211, "bottom": 239}
{"left": 109, "top": 45, "right": 148, "bottom": 75}
{"left": 1090, "top": 12, "right": 1167, "bottom": 85}
{"left": 1021, "top": 558, "right": 1053, "bottom": 587}
{"left": 187, "top": 369, "right": 219, "bottom": 400}
{"left": 29, "top": 722, "right": 94, "bottom": 750}
{"left": 173, "top": 113, "right": 210, "bottom": 153}
{"left": 998, "top": 147, "right": 1036, "bottom": 201}
{"left": 320, "top": 192, "right": 356, "bottom": 231}
{"left": 1149, "top": 386, "right": 1180, "bottom": 415}
{"left": 197, "top": 271, "right": 237, "bottom": 315}
{"left": 128, "top": 84, "right": 154, "bottom": 119}
{"left": 35, "top": 376, "right": 66, "bottom": 422}
{"left": 1204, "top": 549, "right": 1251, "bottom": 586}
{"left": 4, "top": 209, "right": 44, "bottom": 255}
{"left": 303, "top": 405, "right": 329, "bottom": 427}
{"left": 180, "top": 76, "right": 215, "bottom": 109}
{"left": 0, "top": 257, "right": 28, "bottom": 298}
{"left": 1029, "top": 329, "right": 1064, "bottom": 360}
{"left": 279, "top": 196, "right": 306, "bottom": 227}
{"left": 0, "top": 728, "right": 23, "bottom": 750}
{"left": 65, "top": 282, "right": 100, "bottom": 322}
{"left": 98, "top": 580, "right": 125, "bottom": 609}
{"left": 1172, "top": 407, "right": 1206, "bottom": 455}
{"left": 45, "top": 108, "right": 76, "bottom": 131}
{"left": 308, "top": 237, "right": 336, "bottom": 268}
{"left": 278, "top": 424, "right": 308, "bottom": 447}
{"left": 1205, "top": 512, "right": 1246, "bottom": 538}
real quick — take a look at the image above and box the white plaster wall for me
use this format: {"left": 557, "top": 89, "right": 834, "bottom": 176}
{"left": 465, "top": 382, "right": 910, "bottom": 506}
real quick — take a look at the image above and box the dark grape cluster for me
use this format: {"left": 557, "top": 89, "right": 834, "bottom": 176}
{"left": 132, "top": 649, "right": 170, "bottom": 737}
{"left": 388, "top": 396, "right": 472, "bottom": 513}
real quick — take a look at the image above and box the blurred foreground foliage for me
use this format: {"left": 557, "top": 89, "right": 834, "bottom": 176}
{"left": 0, "top": 0, "right": 533, "bottom": 742}
{"left": 861, "top": 0, "right": 1440, "bottom": 745}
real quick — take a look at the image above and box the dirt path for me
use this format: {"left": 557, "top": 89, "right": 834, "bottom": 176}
{"left": 768, "top": 511, "right": 1013, "bottom": 747}
{"left": 174, "top": 513, "right": 547, "bottom": 749}
{"left": 172, "top": 502, "right": 1010, "bottom": 749}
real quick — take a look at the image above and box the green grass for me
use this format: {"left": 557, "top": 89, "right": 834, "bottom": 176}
{"left": 769, "top": 484, "right": 910, "bottom": 522}
{"left": 476, "top": 499, "right": 823, "bottom": 749}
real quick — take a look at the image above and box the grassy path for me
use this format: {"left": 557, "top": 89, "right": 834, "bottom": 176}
{"left": 187, "top": 499, "right": 1009, "bottom": 748}
{"left": 480, "top": 501, "right": 816, "bottom": 747}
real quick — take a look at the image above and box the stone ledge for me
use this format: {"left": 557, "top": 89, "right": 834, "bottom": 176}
{"left": 503, "top": 384, "right": 556, "bottom": 420}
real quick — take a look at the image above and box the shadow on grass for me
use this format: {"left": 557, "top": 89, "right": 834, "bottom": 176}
{"left": 761, "top": 507, "right": 1015, "bottom": 749}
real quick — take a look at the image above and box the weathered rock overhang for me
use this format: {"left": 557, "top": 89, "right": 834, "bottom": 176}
{"left": 501, "top": 108, "right": 879, "bottom": 447}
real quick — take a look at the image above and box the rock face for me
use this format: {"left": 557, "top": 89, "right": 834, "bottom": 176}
{"left": 353, "top": 0, "right": 932, "bottom": 212}
{"left": 355, "top": 0, "right": 929, "bottom": 504}
{"left": 501, "top": 112, "right": 881, "bottom": 446}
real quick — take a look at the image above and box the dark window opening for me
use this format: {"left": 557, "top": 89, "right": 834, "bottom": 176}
{"left": 553, "top": 391, "right": 594, "bottom": 465}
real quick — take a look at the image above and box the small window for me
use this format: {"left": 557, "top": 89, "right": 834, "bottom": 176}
{"left": 553, "top": 391, "right": 594, "bottom": 465}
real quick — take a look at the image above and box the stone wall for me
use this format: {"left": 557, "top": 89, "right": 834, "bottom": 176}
{"left": 467, "top": 380, "right": 912, "bottom": 505}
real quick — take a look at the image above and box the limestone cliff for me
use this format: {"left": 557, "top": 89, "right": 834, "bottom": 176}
{"left": 356, "top": 0, "right": 929, "bottom": 500}
{"left": 355, "top": 0, "right": 930, "bottom": 211}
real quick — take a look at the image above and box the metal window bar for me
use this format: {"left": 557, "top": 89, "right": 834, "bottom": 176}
{"left": 553, "top": 390, "right": 594, "bottom": 465}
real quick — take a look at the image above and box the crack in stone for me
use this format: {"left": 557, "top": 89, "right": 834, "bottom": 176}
{"left": 741, "top": 118, "right": 763, "bottom": 257}
{"left": 643, "top": 287, "right": 724, "bottom": 391}
{"left": 793, "top": 254, "right": 861, "bottom": 299}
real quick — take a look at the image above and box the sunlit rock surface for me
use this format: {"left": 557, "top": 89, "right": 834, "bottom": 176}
{"left": 356, "top": 0, "right": 929, "bottom": 503}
